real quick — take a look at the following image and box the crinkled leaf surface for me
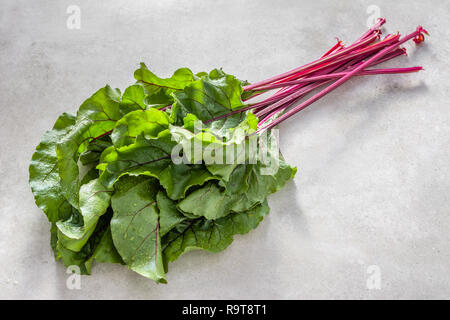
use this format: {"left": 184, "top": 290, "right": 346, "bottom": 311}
{"left": 30, "top": 64, "right": 297, "bottom": 282}
{"left": 134, "top": 63, "right": 195, "bottom": 107}
{"left": 177, "top": 150, "right": 295, "bottom": 219}
{"left": 57, "top": 177, "right": 113, "bottom": 251}
{"left": 158, "top": 163, "right": 217, "bottom": 200}
{"left": 244, "top": 158, "right": 296, "bottom": 204}
{"left": 177, "top": 182, "right": 257, "bottom": 219}
{"left": 102, "top": 131, "right": 216, "bottom": 200}
{"left": 80, "top": 138, "right": 112, "bottom": 165}
{"left": 85, "top": 226, "right": 124, "bottom": 270}
{"left": 29, "top": 113, "right": 76, "bottom": 222}
{"left": 57, "top": 85, "right": 121, "bottom": 209}
{"left": 56, "top": 211, "right": 120, "bottom": 274}
{"left": 163, "top": 200, "right": 269, "bottom": 263}
{"left": 169, "top": 112, "right": 258, "bottom": 166}
{"left": 157, "top": 191, "right": 187, "bottom": 236}
{"left": 120, "top": 84, "right": 147, "bottom": 114}
{"left": 99, "top": 131, "right": 173, "bottom": 188}
{"left": 111, "top": 109, "right": 170, "bottom": 148}
{"left": 171, "top": 69, "right": 246, "bottom": 130}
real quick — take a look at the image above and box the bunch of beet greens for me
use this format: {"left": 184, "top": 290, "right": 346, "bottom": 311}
{"left": 29, "top": 18, "right": 426, "bottom": 283}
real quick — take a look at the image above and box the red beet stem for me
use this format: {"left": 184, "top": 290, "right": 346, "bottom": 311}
{"left": 255, "top": 27, "right": 427, "bottom": 133}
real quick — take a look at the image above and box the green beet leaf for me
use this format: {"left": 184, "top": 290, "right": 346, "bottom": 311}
{"left": 110, "top": 176, "right": 166, "bottom": 283}
{"left": 134, "top": 63, "right": 195, "bottom": 107}
{"left": 29, "top": 112, "right": 76, "bottom": 223}
{"left": 111, "top": 108, "right": 171, "bottom": 148}
{"left": 156, "top": 191, "right": 187, "bottom": 236}
{"left": 56, "top": 85, "right": 121, "bottom": 209}
{"left": 57, "top": 177, "right": 113, "bottom": 251}
{"left": 55, "top": 212, "right": 122, "bottom": 274}
{"left": 120, "top": 84, "right": 148, "bottom": 114}
{"left": 102, "top": 130, "right": 216, "bottom": 200}
{"left": 163, "top": 200, "right": 269, "bottom": 264}
{"left": 80, "top": 137, "right": 112, "bottom": 165}
{"left": 171, "top": 69, "right": 246, "bottom": 132}
{"left": 29, "top": 63, "right": 298, "bottom": 282}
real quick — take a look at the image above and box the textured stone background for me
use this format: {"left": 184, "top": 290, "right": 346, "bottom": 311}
{"left": 1, "top": 0, "right": 449, "bottom": 299}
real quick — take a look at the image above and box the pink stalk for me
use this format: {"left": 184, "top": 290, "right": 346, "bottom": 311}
{"left": 258, "top": 90, "right": 313, "bottom": 125}
{"left": 262, "top": 33, "right": 401, "bottom": 88}
{"left": 253, "top": 66, "right": 422, "bottom": 91}
{"left": 251, "top": 53, "right": 360, "bottom": 106}
{"left": 256, "top": 66, "right": 422, "bottom": 126}
{"left": 255, "top": 27, "right": 427, "bottom": 133}
{"left": 258, "top": 105, "right": 287, "bottom": 124}
{"left": 356, "top": 18, "right": 386, "bottom": 42}
{"left": 249, "top": 34, "right": 374, "bottom": 94}
{"left": 258, "top": 81, "right": 331, "bottom": 124}
{"left": 247, "top": 50, "right": 414, "bottom": 123}
{"left": 266, "top": 27, "right": 382, "bottom": 83}
{"left": 243, "top": 32, "right": 380, "bottom": 91}
{"left": 255, "top": 81, "right": 330, "bottom": 118}
{"left": 245, "top": 20, "right": 386, "bottom": 93}
{"left": 256, "top": 57, "right": 410, "bottom": 121}
{"left": 321, "top": 39, "right": 343, "bottom": 58}
{"left": 264, "top": 56, "right": 353, "bottom": 95}
{"left": 210, "top": 45, "right": 398, "bottom": 124}
{"left": 243, "top": 38, "right": 348, "bottom": 102}
{"left": 253, "top": 35, "right": 405, "bottom": 107}
{"left": 248, "top": 45, "right": 401, "bottom": 109}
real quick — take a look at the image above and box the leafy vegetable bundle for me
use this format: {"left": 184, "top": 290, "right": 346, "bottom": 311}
{"left": 29, "top": 19, "right": 426, "bottom": 283}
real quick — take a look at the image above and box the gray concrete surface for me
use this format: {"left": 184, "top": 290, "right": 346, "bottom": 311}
{"left": 0, "top": 0, "right": 449, "bottom": 299}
